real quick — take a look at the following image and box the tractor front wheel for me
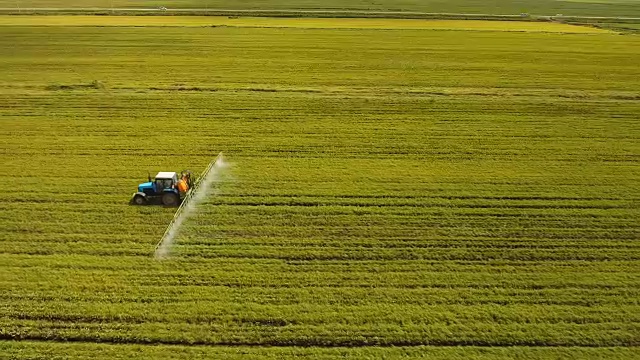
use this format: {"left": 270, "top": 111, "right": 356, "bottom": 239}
{"left": 162, "top": 192, "right": 180, "bottom": 207}
{"left": 132, "top": 194, "right": 147, "bottom": 205}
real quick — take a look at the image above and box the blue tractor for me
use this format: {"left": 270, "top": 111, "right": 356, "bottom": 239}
{"left": 131, "top": 171, "right": 193, "bottom": 206}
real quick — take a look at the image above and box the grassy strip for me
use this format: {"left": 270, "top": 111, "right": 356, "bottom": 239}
{"left": 0, "top": 15, "right": 611, "bottom": 33}
{"left": 3, "top": 340, "right": 640, "bottom": 359}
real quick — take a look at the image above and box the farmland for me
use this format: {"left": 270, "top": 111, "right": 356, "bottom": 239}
{"left": 1, "top": 18, "right": 639, "bottom": 359}
{"left": 1, "top": 0, "right": 640, "bottom": 17}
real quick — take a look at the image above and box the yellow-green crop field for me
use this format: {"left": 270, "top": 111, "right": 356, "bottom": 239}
{"left": 0, "top": 18, "right": 639, "bottom": 359}
{"left": 0, "top": 16, "right": 614, "bottom": 33}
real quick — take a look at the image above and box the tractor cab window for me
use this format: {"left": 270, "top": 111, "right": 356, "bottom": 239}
{"left": 156, "top": 179, "right": 173, "bottom": 190}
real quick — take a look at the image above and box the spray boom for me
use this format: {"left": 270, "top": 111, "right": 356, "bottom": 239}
{"left": 154, "top": 152, "right": 225, "bottom": 259}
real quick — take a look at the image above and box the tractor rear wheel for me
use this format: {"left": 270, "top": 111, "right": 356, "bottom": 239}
{"left": 162, "top": 192, "right": 179, "bottom": 207}
{"left": 132, "top": 194, "right": 147, "bottom": 205}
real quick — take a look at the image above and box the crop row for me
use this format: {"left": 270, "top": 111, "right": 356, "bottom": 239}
{"left": 2, "top": 318, "right": 638, "bottom": 347}
{"left": 3, "top": 284, "right": 637, "bottom": 306}
{"left": 3, "top": 263, "right": 637, "bottom": 292}
{"left": 6, "top": 300, "right": 639, "bottom": 324}
{"left": 2, "top": 341, "right": 638, "bottom": 360}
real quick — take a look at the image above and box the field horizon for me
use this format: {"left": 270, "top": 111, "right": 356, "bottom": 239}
{"left": 1, "top": 0, "right": 640, "bottom": 17}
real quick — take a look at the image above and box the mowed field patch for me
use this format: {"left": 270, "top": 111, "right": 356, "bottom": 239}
{"left": 0, "top": 15, "right": 613, "bottom": 33}
{"left": 0, "top": 25, "right": 639, "bottom": 358}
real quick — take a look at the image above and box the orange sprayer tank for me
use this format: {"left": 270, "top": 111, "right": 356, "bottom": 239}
{"left": 176, "top": 179, "right": 189, "bottom": 193}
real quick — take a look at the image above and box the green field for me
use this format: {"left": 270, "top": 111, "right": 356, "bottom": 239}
{"left": 1, "top": 18, "right": 639, "bottom": 358}
{"left": 603, "top": 22, "right": 640, "bottom": 32}
{"left": 2, "top": 0, "right": 640, "bottom": 17}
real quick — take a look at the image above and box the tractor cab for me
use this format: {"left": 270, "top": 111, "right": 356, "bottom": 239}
{"left": 153, "top": 172, "right": 178, "bottom": 193}
{"left": 137, "top": 172, "right": 177, "bottom": 194}
{"left": 132, "top": 171, "right": 192, "bottom": 206}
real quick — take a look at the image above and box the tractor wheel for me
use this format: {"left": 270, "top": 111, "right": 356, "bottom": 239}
{"left": 132, "top": 194, "right": 147, "bottom": 205}
{"left": 162, "top": 192, "right": 180, "bottom": 207}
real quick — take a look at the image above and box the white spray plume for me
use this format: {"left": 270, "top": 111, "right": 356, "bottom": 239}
{"left": 154, "top": 154, "right": 228, "bottom": 260}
